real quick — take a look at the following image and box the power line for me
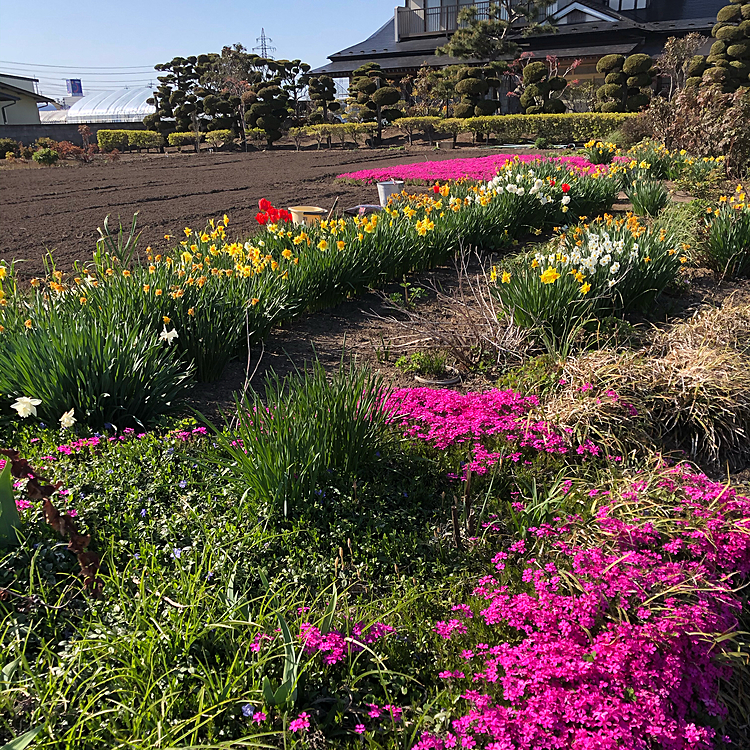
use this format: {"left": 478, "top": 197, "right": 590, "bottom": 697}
{"left": 0, "top": 59, "right": 156, "bottom": 71}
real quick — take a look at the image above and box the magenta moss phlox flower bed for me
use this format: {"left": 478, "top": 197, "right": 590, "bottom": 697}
{"left": 415, "top": 466, "right": 750, "bottom": 750}
{"left": 337, "top": 154, "right": 605, "bottom": 184}
{"left": 383, "top": 388, "right": 597, "bottom": 477}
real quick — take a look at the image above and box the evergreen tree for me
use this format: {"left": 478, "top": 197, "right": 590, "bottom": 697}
{"left": 348, "top": 63, "right": 402, "bottom": 145}
{"left": 436, "top": 0, "right": 554, "bottom": 63}
{"left": 306, "top": 75, "right": 341, "bottom": 124}
{"left": 692, "top": 1, "right": 750, "bottom": 93}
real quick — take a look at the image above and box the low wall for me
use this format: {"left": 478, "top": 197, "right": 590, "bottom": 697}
{"left": 0, "top": 121, "right": 145, "bottom": 145}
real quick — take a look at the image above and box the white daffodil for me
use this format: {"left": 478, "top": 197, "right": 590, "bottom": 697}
{"left": 506, "top": 184, "right": 518, "bottom": 194}
{"left": 160, "top": 326, "right": 179, "bottom": 345}
{"left": 561, "top": 195, "right": 571, "bottom": 206}
{"left": 610, "top": 262, "right": 621, "bottom": 274}
{"left": 11, "top": 396, "right": 42, "bottom": 418}
{"left": 60, "top": 408, "right": 76, "bottom": 429}
{"left": 516, "top": 187, "right": 525, "bottom": 196}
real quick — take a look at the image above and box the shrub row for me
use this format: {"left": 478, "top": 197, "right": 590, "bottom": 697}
{"left": 304, "top": 113, "right": 635, "bottom": 148}
{"left": 96, "top": 130, "right": 164, "bottom": 152}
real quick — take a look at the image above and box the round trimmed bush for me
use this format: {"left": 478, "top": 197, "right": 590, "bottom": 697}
{"left": 627, "top": 72, "right": 652, "bottom": 88}
{"left": 717, "top": 25, "right": 744, "bottom": 41}
{"left": 525, "top": 105, "right": 543, "bottom": 114}
{"left": 685, "top": 76, "right": 703, "bottom": 88}
{"left": 600, "top": 83, "right": 625, "bottom": 99}
{"left": 729, "top": 60, "right": 750, "bottom": 76}
{"left": 703, "top": 66, "right": 730, "bottom": 82}
{"left": 548, "top": 76, "right": 567, "bottom": 91}
{"left": 626, "top": 93, "right": 650, "bottom": 111}
{"left": 739, "top": 19, "right": 750, "bottom": 34}
{"left": 256, "top": 115, "right": 280, "bottom": 131}
{"left": 519, "top": 90, "right": 536, "bottom": 109}
{"left": 727, "top": 42, "right": 750, "bottom": 57}
{"left": 597, "top": 54, "right": 625, "bottom": 73}
{"left": 453, "top": 102, "right": 474, "bottom": 118}
{"left": 707, "top": 55, "right": 731, "bottom": 66}
{"left": 542, "top": 98, "right": 566, "bottom": 114}
{"left": 713, "top": 22, "right": 728, "bottom": 36}
{"left": 687, "top": 56, "right": 708, "bottom": 76}
{"left": 474, "top": 99, "right": 498, "bottom": 115}
{"left": 523, "top": 61, "right": 547, "bottom": 84}
{"left": 711, "top": 40, "right": 728, "bottom": 55}
{"left": 382, "top": 107, "right": 403, "bottom": 121}
{"left": 600, "top": 101, "right": 624, "bottom": 113}
{"left": 623, "top": 54, "right": 653, "bottom": 75}
{"left": 743, "top": 3, "right": 750, "bottom": 18}
{"left": 356, "top": 78, "right": 377, "bottom": 94}
{"left": 456, "top": 77, "right": 487, "bottom": 95}
{"left": 605, "top": 72, "right": 626, "bottom": 84}
{"left": 718, "top": 4, "right": 741, "bottom": 21}
{"left": 371, "top": 86, "right": 400, "bottom": 106}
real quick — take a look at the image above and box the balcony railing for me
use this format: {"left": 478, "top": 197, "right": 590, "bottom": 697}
{"left": 396, "top": 2, "right": 491, "bottom": 39}
{"left": 395, "top": 1, "right": 552, "bottom": 40}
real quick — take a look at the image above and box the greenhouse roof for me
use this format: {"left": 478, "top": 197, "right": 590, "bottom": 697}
{"left": 64, "top": 87, "right": 155, "bottom": 123}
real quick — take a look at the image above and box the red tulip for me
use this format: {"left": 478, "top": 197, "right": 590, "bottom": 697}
{"left": 259, "top": 198, "right": 272, "bottom": 212}
{"left": 433, "top": 183, "right": 440, "bottom": 194}
{"left": 561, "top": 183, "right": 571, "bottom": 193}
{"left": 256, "top": 212, "right": 268, "bottom": 225}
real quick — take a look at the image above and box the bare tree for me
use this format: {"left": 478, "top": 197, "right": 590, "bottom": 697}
{"left": 657, "top": 33, "right": 708, "bottom": 99}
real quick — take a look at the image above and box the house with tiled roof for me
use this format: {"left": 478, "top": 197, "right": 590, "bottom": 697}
{"left": 312, "top": 0, "right": 722, "bottom": 85}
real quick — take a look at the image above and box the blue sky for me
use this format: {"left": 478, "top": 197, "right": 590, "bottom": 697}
{"left": 0, "top": 0, "right": 395, "bottom": 99}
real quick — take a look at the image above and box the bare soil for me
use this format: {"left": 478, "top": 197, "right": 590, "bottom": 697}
{"left": 0, "top": 138, "right": 530, "bottom": 279}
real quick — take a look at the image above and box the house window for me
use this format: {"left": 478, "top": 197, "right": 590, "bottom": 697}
{"left": 608, "top": 0, "right": 648, "bottom": 9}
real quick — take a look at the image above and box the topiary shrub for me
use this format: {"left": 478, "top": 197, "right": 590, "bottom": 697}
{"left": 596, "top": 54, "right": 653, "bottom": 112}
{"left": 0, "top": 137, "right": 19, "bottom": 158}
{"left": 519, "top": 61, "right": 567, "bottom": 114}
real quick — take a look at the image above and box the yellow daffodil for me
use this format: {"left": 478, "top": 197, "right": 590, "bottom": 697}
{"left": 251, "top": 297, "right": 259, "bottom": 306}
{"left": 531, "top": 258, "right": 540, "bottom": 269}
{"left": 540, "top": 267, "right": 561, "bottom": 284}
{"left": 80, "top": 296, "right": 87, "bottom": 305}
{"left": 24, "top": 319, "right": 33, "bottom": 329}
{"left": 188, "top": 308, "right": 195, "bottom": 316}
{"left": 282, "top": 248, "right": 292, "bottom": 259}
{"left": 318, "top": 239, "right": 328, "bottom": 251}
{"left": 501, "top": 271, "right": 511, "bottom": 284}
{"left": 337, "top": 241, "right": 345, "bottom": 251}
{"left": 143, "top": 284, "right": 151, "bottom": 292}
{"left": 580, "top": 282, "right": 591, "bottom": 295}
{"left": 184, "top": 228, "right": 192, "bottom": 237}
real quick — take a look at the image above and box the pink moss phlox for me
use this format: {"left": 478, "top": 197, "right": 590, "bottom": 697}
{"left": 415, "top": 466, "right": 750, "bottom": 750}
{"left": 383, "top": 388, "right": 574, "bottom": 477}
{"left": 337, "top": 154, "right": 605, "bottom": 184}
{"left": 299, "top": 621, "right": 394, "bottom": 665}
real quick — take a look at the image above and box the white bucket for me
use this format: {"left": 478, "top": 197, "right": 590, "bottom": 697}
{"left": 376, "top": 180, "right": 405, "bottom": 207}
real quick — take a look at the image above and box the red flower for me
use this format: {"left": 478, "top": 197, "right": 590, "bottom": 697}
{"left": 280, "top": 209, "right": 292, "bottom": 222}
{"left": 268, "top": 208, "right": 279, "bottom": 223}
{"left": 561, "top": 183, "right": 571, "bottom": 193}
{"left": 433, "top": 183, "right": 440, "bottom": 194}
{"left": 259, "top": 198, "right": 272, "bottom": 212}
{"left": 550, "top": 179, "right": 556, "bottom": 186}
{"left": 256, "top": 212, "right": 268, "bottom": 225}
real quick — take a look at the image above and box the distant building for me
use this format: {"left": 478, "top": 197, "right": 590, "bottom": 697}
{"left": 39, "top": 87, "right": 156, "bottom": 124}
{"left": 312, "top": 0, "right": 723, "bottom": 83}
{"left": 0, "top": 73, "right": 56, "bottom": 125}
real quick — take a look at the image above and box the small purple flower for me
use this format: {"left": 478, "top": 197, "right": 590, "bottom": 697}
{"left": 140, "top": 508, "right": 147, "bottom": 518}
{"left": 172, "top": 548, "right": 182, "bottom": 559}
{"left": 242, "top": 704, "right": 254, "bottom": 718}
{"left": 178, "top": 480, "right": 187, "bottom": 489}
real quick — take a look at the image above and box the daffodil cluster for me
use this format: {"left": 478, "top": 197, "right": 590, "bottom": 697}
{"left": 492, "top": 214, "right": 687, "bottom": 344}
{"left": 703, "top": 184, "right": 750, "bottom": 279}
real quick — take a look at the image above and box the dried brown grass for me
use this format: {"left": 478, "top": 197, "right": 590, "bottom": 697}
{"left": 540, "top": 298, "right": 750, "bottom": 469}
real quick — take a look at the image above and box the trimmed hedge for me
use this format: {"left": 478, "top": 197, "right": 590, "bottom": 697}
{"left": 97, "top": 130, "right": 163, "bottom": 153}
{"left": 97, "top": 130, "right": 130, "bottom": 152}
{"left": 167, "top": 131, "right": 205, "bottom": 148}
{"left": 438, "top": 113, "right": 636, "bottom": 144}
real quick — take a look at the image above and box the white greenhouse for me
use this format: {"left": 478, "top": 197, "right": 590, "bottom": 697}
{"left": 40, "top": 87, "right": 155, "bottom": 124}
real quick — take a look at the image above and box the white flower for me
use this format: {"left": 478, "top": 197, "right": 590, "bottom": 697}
{"left": 60, "top": 408, "right": 76, "bottom": 429}
{"left": 561, "top": 195, "right": 571, "bottom": 206}
{"left": 516, "top": 187, "right": 525, "bottom": 196}
{"left": 11, "top": 396, "right": 42, "bottom": 418}
{"left": 608, "top": 279, "right": 616, "bottom": 288}
{"left": 610, "top": 262, "right": 620, "bottom": 274}
{"left": 506, "top": 184, "right": 518, "bottom": 194}
{"left": 160, "top": 326, "right": 179, "bottom": 345}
